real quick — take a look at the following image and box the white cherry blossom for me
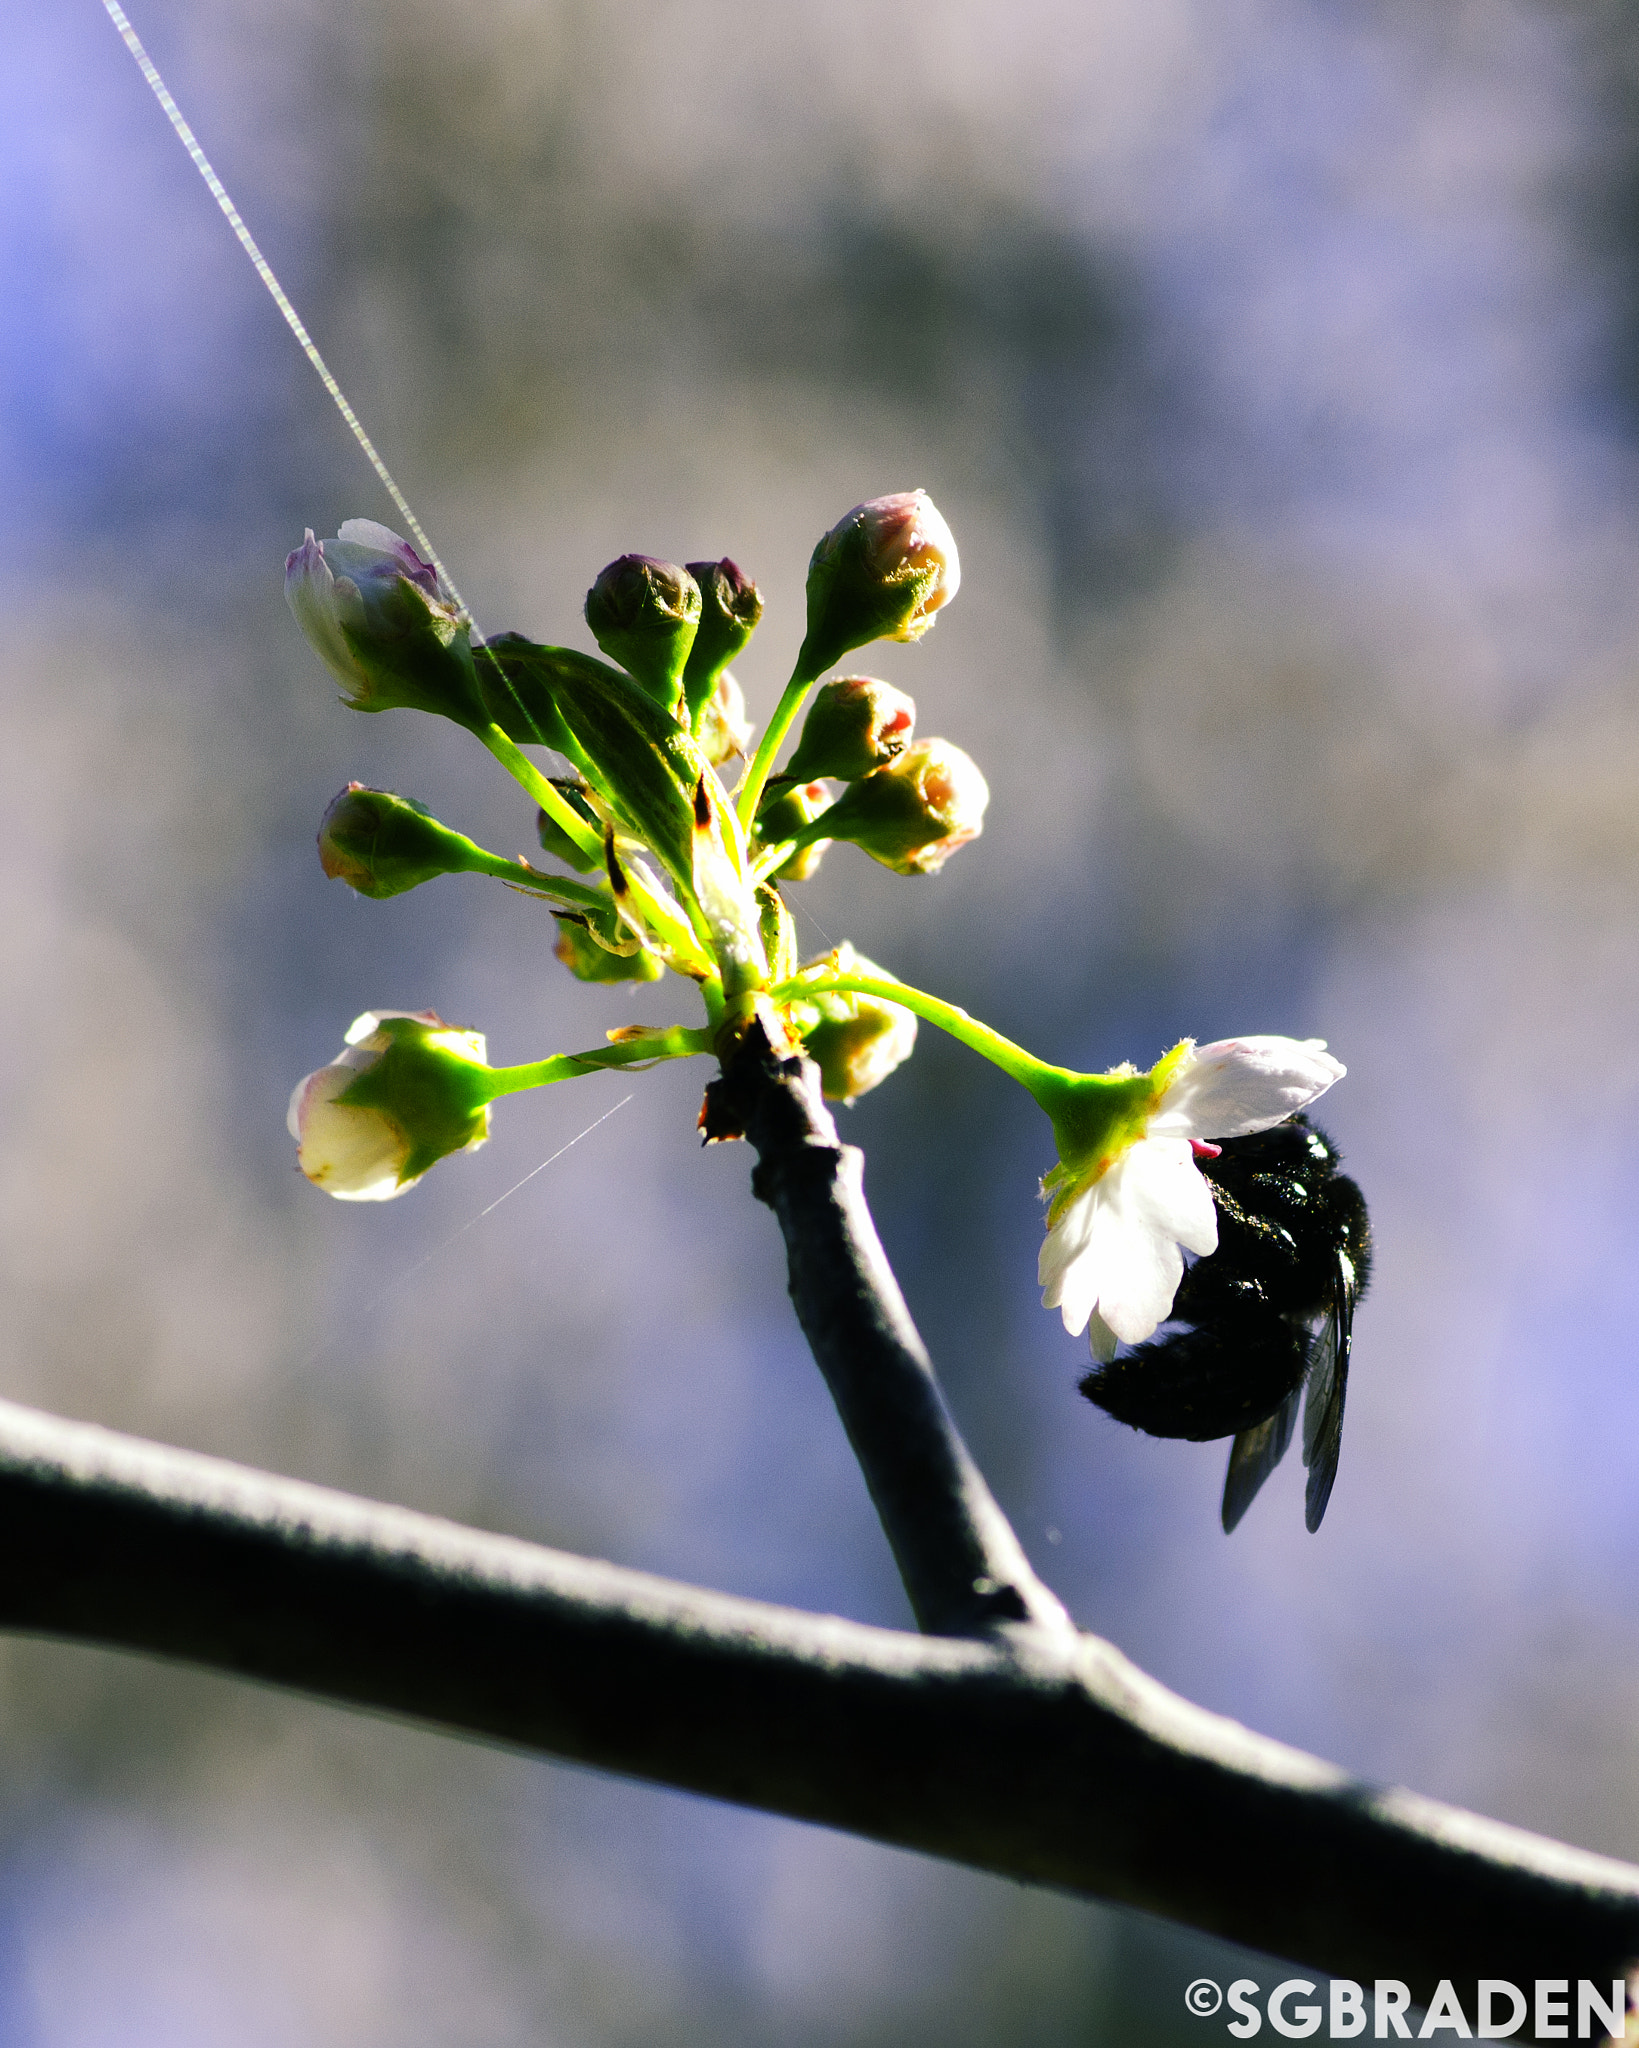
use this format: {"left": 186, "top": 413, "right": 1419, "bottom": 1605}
{"left": 1039, "top": 1036, "right": 1345, "bottom": 1363}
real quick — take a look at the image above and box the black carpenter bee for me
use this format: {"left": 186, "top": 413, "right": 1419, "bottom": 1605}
{"left": 1079, "top": 1115, "right": 1371, "bottom": 1533}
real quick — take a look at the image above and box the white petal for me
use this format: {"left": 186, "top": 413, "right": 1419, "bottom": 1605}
{"left": 1151, "top": 1034, "right": 1345, "bottom": 1141}
{"left": 1088, "top": 1160, "right": 1185, "bottom": 1346}
{"left": 1122, "top": 1136, "right": 1219, "bottom": 1258}
{"left": 288, "top": 1062, "right": 415, "bottom": 1200}
{"left": 1038, "top": 1140, "right": 1212, "bottom": 1349}
{"left": 336, "top": 517, "right": 410, "bottom": 554}
{"left": 345, "top": 1006, "right": 439, "bottom": 1046}
{"left": 1039, "top": 1180, "right": 1101, "bottom": 1335}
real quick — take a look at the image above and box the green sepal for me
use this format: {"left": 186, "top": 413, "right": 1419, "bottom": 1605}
{"left": 1031, "top": 1049, "right": 1190, "bottom": 1224}
{"left": 339, "top": 595, "right": 485, "bottom": 728}
{"left": 584, "top": 558, "right": 701, "bottom": 715}
{"left": 337, "top": 1016, "right": 493, "bottom": 1183}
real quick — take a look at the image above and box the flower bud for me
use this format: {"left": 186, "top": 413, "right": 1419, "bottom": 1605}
{"left": 552, "top": 914, "right": 664, "bottom": 984}
{"left": 584, "top": 556, "right": 701, "bottom": 714}
{"left": 287, "top": 1010, "right": 490, "bottom": 1201}
{"left": 695, "top": 669, "right": 755, "bottom": 770}
{"left": 285, "top": 521, "right": 481, "bottom": 726}
{"left": 781, "top": 675, "right": 915, "bottom": 783}
{"left": 536, "top": 780, "right": 603, "bottom": 873}
{"left": 799, "top": 490, "right": 959, "bottom": 678}
{"left": 682, "top": 559, "right": 764, "bottom": 723}
{"left": 817, "top": 738, "right": 988, "bottom": 875}
{"left": 753, "top": 779, "right": 833, "bottom": 881}
{"left": 790, "top": 946, "right": 917, "bottom": 1104}
{"left": 318, "top": 783, "right": 489, "bottom": 898}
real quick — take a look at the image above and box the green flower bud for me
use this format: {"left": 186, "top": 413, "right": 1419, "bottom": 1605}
{"left": 584, "top": 556, "right": 701, "bottom": 714}
{"left": 789, "top": 946, "right": 917, "bottom": 1104}
{"left": 799, "top": 490, "right": 959, "bottom": 678}
{"left": 682, "top": 559, "right": 764, "bottom": 722}
{"left": 817, "top": 738, "right": 988, "bottom": 876}
{"left": 287, "top": 1010, "right": 490, "bottom": 1200}
{"left": 318, "top": 783, "right": 486, "bottom": 899}
{"left": 536, "top": 781, "right": 603, "bottom": 873}
{"left": 782, "top": 675, "right": 916, "bottom": 783}
{"left": 753, "top": 779, "right": 833, "bottom": 882}
{"left": 552, "top": 913, "right": 665, "bottom": 984}
{"left": 285, "top": 522, "right": 481, "bottom": 726}
{"left": 695, "top": 669, "right": 755, "bottom": 770}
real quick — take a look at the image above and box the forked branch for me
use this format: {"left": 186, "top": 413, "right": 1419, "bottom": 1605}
{"left": 0, "top": 1042, "right": 1633, "bottom": 2019}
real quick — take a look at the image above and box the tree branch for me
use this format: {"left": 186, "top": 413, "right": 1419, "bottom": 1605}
{"left": 703, "top": 1022, "right": 1074, "bottom": 1642}
{"left": 0, "top": 1394, "right": 1633, "bottom": 2014}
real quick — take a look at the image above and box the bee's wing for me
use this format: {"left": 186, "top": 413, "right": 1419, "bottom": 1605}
{"left": 1301, "top": 1249, "right": 1357, "bottom": 1533}
{"left": 1221, "top": 1387, "right": 1300, "bottom": 1533}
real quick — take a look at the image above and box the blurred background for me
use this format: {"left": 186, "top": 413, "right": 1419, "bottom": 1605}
{"left": 5, "top": 0, "right": 1639, "bottom": 2038}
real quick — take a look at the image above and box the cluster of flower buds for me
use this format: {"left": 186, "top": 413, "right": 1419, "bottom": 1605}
{"left": 285, "top": 487, "right": 983, "bottom": 1133}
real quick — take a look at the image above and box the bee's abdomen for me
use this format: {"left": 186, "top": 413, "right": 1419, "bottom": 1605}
{"left": 1080, "top": 1310, "right": 1311, "bottom": 1442}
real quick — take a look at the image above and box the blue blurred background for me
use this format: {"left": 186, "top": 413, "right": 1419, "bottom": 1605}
{"left": 5, "top": 0, "right": 1639, "bottom": 2038}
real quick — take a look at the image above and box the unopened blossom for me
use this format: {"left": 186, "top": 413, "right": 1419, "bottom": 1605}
{"left": 801, "top": 489, "right": 960, "bottom": 675}
{"left": 287, "top": 1009, "right": 490, "bottom": 1201}
{"left": 817, "top": 737, "right": 988, "bottom": 875}
{"left": 795, "top": 946, "right": 919, "bottom": 1104}
{"left": 285, "top": 520, "right": 475, "bottom": 720}
{"left": 584, "top": 555, "right": 701, "bottom": 711}
{"left": 783, "top": 675, "right": 916, "bottom": 784}
{"left": 683, "top": 558, "right": 764, "bottom": 720}
{"left": 1039, "top": 1036, "right": 1345, "bottom": 1363}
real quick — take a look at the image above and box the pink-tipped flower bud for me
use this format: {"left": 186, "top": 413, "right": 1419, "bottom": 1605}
{"left": 285, "top": 521, "right": 480, "bottom": 725}
{"left": 790, "top": 945, "right": 918, "bottom": 1104}
{"left": 695, "top": 669, "right": 755, "bottom": 769}
{"left": 682, "top": 559, "right": 764, "bottom": 723}
{"left": 286, "top": 1010, "right": 490, "bottom": 1201}
{"left": 782, "top": 675, "right": 915, "bottom": 783}
{"left": 753, "top": 779, "right": 833, "bottom": 881}
{"left": 799, "top": 490, "right": 960, "bottom": 677}
{"left": 584, "top": 555, "right": 701, "bottom": 714}
{"left": 817, "top": 738, "right": 988, "bottom": 875}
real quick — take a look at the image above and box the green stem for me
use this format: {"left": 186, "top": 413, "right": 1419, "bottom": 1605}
{"left": 479, "top": 723, "right": 602, "bottom": 861}
{"left": 773, "top": 972, "right": 1073, "bottom": 1103}
{"left": 736, "top": 661, "right": 820, "bottom": 832}
{"left": 464, "top": 854, "right": 610, "bottom": 913}
{"left": 481, "top": 1027, "right": 713, "bottom": 1100}
{"left": 479, "top": 723, "right": 714, "bottom": 976}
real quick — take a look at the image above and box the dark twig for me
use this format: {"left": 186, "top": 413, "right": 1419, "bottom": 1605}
{"left": 704, "top": 1022, "right": 1074, "bottom": 1642}
{"left": 0, "top": 1396, "right": 1633, "bottom": 2010}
